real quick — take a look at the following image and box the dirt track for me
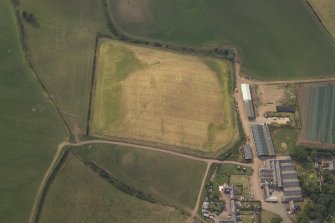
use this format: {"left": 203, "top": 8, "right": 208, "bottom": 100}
{"left": 235, "top": 62, "right": 293, "bottom": 223}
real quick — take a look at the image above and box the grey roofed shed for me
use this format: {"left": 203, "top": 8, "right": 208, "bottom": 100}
{"left": 242, "top": 144, "right": 253, "bottom": 160}
{"left": 251, "top": 125, "right": 275, "bottom": 157}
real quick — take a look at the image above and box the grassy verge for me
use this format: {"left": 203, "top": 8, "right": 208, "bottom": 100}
{"left": 0, "top": 1, "right": 68, "bottom": 222}
{"left": 38, "top": 153, "right": 188, "bottom": 223}
{"left": 71, "top": 143, "right": 207, "bottom": 210}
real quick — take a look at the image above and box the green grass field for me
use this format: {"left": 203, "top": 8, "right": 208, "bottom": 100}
{"left": 272, "top": 128, "right": 298, "bottom": 156}
{"left": 71, "top": 143, "right": 207, "bottom": 210}
{"left": 19, "top": 0, "right": 112, "bottom": 134}
{"left": 39, "top": 153, "right": 188, "bottom": 223}
{"left": 0, "top": 1, "right": 68, "bottom": 222}
{"left": 108, "top": 0, "right": 335, "bottom": 80}
{"left": 261, "top": 210, "right": 282, "bottom": 223}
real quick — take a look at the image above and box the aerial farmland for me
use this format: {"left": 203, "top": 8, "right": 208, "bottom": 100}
{"left": 3, "top": 0, "right": 335, "bottom": 223}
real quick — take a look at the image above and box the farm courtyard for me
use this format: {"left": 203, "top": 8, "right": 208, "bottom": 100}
{"left": 91, "top": 39, "right": 239, "bottom": 152}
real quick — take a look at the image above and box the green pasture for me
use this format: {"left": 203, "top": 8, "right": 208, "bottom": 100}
{"left": 261, "top": 210, "right": 282, "bottom": 223}
{"left": 19, "top": 0, "right": 111, "bottom": 134}
{"left": 272, "top": 128, "right": 298, "bottom": 156}
{"left": 39, "top": 154, "right": 187, "bottom": 223}
{"left": 109, "top": 0, "right": 335, "bottom": 80}
{"left": 0, "top": 1, "right": 68, "bottom": 222}
{"left": 71, "top": 143, "right": 207, "bottom": 210}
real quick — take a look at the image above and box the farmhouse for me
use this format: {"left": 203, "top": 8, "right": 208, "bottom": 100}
{"left": 258, "top": 158, "right": 303, "bottom": 203}
{"left": 251, "top": 125, "right": 275, "bottom": 157}
{"left": 321, "top": 159, "right": 335, "bottom": 172}
{"left": 241, "top": 84, "right": 255, "bottom": 120}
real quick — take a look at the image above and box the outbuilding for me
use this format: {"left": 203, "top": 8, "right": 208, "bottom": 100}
{"left": 241, "top": 83, "right": 255, "bottom": 120}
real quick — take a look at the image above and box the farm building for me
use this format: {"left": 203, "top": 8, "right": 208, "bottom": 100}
{"left": 258, "top": 158, "right": 303, "bottom": 203}
{"left": 276, "top": 106, "right": 295, "bottom": 113}
{"left": 242, "top": 144, "right": 253, "bottom": 161}
{"left": 251, "top": 125, "right": 275, "bottom": 157}
{"left": 241, "top": 84, "right": 255, "bottom": 120}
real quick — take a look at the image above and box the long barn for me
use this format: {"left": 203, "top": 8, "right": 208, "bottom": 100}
{"left": 251, "top": 124, "right": 275, "bottom": 157}
{"left": 241, "top": 83, "right": 255, "bottom": 120}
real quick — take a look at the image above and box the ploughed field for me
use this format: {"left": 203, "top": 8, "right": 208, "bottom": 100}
{"left": 298, "top": 83, "right": 335, "bottom": 146}
{"left": 91, "top": 39, "right": 239, "bottom": 152}
{"left": 308, "top": 0, "right": 335, "bottom": 38}
{"left": 39, "top": 153, "right": 188, "bottom": 223}
{"left": 108, "top": 0, "right": 335, "bottom": 80}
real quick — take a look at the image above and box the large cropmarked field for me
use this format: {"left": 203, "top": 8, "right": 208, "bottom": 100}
{"left": 308, "top": 0, "right": 335, "bottom": 38}
{"left": 19, "top": 0, "right": 111, "bottom": 134}
{"left": 108, "top": 0, "right": 335, "bottom": 80}
{"left": 298, "top": 83, "right": 335, "bottom": 147}
{"left": 39, "top": 153, "right": 187, "bottom": 223}
{"left": 0, "top": 1, "right": 68, "bottom": 222}
{"left": 71, "top": 143, "right": 207, "bottom": 210}
{"left": 92, "top": 39, "right": 238, "bottom": 152}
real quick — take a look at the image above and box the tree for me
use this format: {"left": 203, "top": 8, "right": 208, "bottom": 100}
{"left": 310, "top": 149, "right": 318, "bottom": 160}
{"left": 290, "top": 146, "right": 307, "bottom": 161}
{"left": 271, "top": 216, "right": 283, "bottom": 223}
{"left": 21, "top": 11, "right": 39, "bottom": 28}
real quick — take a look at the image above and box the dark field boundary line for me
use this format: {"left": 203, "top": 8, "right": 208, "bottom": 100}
{"left": 9, "top": 1, "right": 72, "bottom": 136}
{"left": 304, "top": 0, "right": 335, "bottom": 45}
{"left": 85, "top": 34, "right": 100, "bottom": 136}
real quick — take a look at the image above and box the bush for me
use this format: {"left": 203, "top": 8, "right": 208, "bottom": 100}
{"left": 271, "top": 216, "right": 283, "bottom": 223}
